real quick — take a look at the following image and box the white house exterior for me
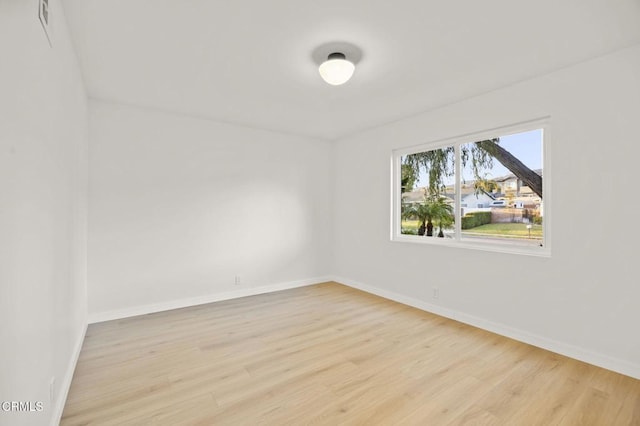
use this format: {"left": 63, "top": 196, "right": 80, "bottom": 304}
{"left": 460, "top": 191, "right": 495, "bottom": 208}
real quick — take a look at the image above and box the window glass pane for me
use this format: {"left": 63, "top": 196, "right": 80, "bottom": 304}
{"left": 459, "top": 129, "right": 543, "bottom": 247}
{"left": 400, "top": 146, "right": 457, "bottom": 239}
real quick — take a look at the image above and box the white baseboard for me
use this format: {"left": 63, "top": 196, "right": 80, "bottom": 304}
{"left": 88, "top": 276, "right": 332, "bottom": 324}
{"left": 332, "top": 275, "right": 640, "bottom": 380}
{"left": 51, "top": 322, "right": 87, "bottom": 426}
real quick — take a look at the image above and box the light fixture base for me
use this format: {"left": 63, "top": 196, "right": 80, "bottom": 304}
{"left": 327, "top": 52, "right": 346, "bottom": 61}
{"left": 312, "top": 42, "right": 363, "bottom": 67}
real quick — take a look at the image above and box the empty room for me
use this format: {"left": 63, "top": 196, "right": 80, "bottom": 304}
{"left": 2, "top": 0, "right": 640, "bottom": 425}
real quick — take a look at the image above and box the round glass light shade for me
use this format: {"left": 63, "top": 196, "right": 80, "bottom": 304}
{"left": 318, "top": 53, "right": 355, "bottom": 86}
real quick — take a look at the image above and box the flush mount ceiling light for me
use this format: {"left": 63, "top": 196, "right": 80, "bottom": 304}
{"left": 318, "top": 52, "right": 355, "bottom": 86}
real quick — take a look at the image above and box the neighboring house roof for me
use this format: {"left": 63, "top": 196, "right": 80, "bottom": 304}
{"left": 493, "top": 169, "right": 542, "bottom": 183}
{"left": 401, "top": 188, "right": 429, "bottom": 203}
{"left": 402, "top": 171, "right": 542, "bottom": 203}
{"left": 461, "top": 191, "right": 495, "bottom": 201}
{"left": 402, "top": 186, "right": 495, "bottom": 203}
{"left": 460, "top": 186, "right": 496, "bottom": 198}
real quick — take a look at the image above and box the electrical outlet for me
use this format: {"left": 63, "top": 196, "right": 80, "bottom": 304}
{"left": 234, "top": 275, "right": 241, "bottom": 286}
{"left": 49, "top": 377, "right": 56, "bottom": 403}
{"left": 432, "top": 287, "right": 439, "bottom": 299}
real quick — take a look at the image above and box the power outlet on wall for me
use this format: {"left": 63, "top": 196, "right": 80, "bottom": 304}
{"left": 234, "top": 275, "right": 241, "bottom": 286}
{"left": 432, "top": 287, "right": 439, "bottom": 299}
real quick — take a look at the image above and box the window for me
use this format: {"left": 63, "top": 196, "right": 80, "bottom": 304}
{"left": 392, "top": 119, "right": 549, "bottom": 256}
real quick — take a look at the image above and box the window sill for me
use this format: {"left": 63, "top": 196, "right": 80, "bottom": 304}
{"left": 391, "top": 234, "right": 551, "bottom": 257}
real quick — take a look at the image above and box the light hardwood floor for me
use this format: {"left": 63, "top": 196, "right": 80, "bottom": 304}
{"left": 62, "top": 282, "right": 640, "bottom": 425}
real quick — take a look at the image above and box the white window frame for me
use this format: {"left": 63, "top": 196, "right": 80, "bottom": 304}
{"left": 391, "top": 117, "right": 551, "bottom": 257}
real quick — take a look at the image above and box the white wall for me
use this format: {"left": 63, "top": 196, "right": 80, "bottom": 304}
{"left": 0, "top": 1, "right": 88, "bottom": 425}
{"left": 88, "top": 101, "right": 333, "bottom": 319}
{"left": 333, "top": 45, "right": 640, "bottom": 378}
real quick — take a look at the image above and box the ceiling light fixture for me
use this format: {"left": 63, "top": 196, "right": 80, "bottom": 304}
{"left": 318, "top": 52, "right": 355, "bottom": 86}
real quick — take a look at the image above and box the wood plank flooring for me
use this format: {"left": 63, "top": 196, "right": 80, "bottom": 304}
{"left": 61, "top": 282, "right": 640, "bottom": 425}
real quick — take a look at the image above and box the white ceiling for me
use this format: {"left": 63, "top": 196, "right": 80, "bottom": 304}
{"left": 62, "top": 0, "right": 640, "bottom": 140}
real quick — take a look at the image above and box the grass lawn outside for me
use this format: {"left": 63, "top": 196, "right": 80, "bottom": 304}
{"left": 401, "top": 220, "right": 421, "bottom": 233}
{"left": 463, "top": 223, "right": 542, "bottom": 239}
{"left": 401, "top": 221, "right": 542, "bottom": 240}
